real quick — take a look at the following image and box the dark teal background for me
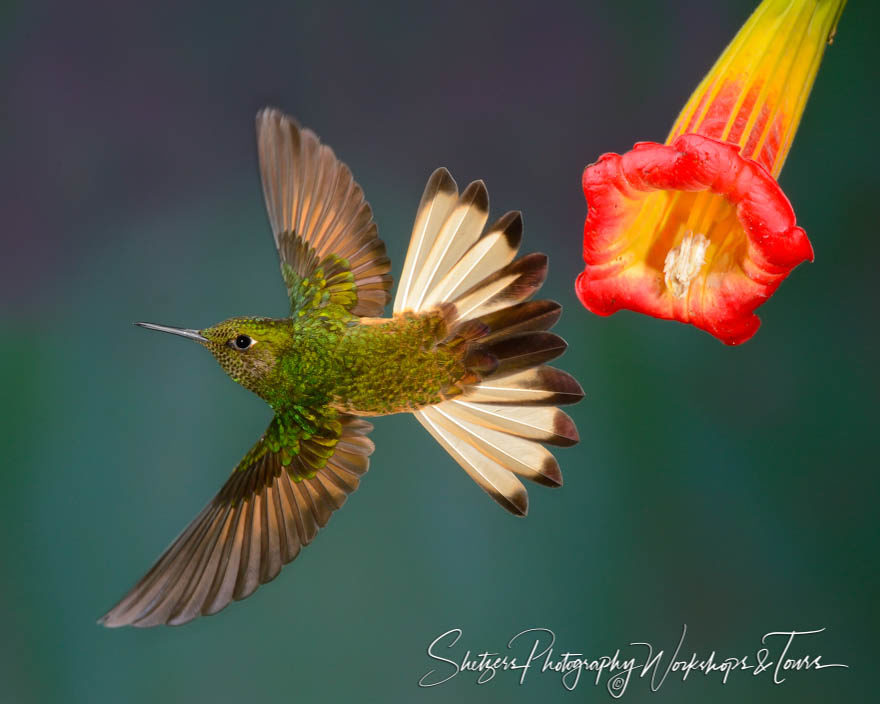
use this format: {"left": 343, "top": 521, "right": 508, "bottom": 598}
{"left": 2, "top": 0, "right": 877, "bottom": 702}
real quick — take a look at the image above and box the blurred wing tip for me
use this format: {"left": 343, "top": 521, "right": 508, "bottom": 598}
{"left": 255, "top": 106, "right": 277, "bottom": 121}
{"left": 98, "top": 608, "right": 142, "bottom": 629}
{"left": 256, "top": 106, "right": 295, "bottom": 125}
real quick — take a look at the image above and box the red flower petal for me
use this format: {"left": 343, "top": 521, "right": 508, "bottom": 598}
{"left": 577, "top": 134, "right": 813, "bottom": 345}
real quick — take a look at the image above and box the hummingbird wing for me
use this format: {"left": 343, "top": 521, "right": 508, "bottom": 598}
{"left": 256, "top": 108, "right": 392, "bottom": 317}
{"left": 99, "top": 413, "right": 374, "bottom": 627}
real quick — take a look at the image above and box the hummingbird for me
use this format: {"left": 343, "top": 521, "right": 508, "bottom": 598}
{"left": 100, "top": 108, "right": 583, "bottom": 627}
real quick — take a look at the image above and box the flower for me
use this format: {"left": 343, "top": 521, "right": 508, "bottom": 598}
{"left": 576, "top": 0, "right": 846, "bottom": 345}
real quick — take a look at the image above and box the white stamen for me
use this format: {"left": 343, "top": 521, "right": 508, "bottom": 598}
{"left": 664, "top": 232, "right": 709, "bottom": 299}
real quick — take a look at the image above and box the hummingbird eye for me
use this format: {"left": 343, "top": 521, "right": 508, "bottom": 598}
{"left": 231, "top": 334, "right": 254, "bottom": 350}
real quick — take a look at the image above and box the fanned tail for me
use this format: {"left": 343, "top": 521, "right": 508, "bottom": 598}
{"left": 393, "top": 168, "right": 583, "bottom": 516}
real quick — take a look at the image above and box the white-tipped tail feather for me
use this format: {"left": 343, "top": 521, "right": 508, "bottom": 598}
{"left": 394, "top": 168, "right": 583, "bottom": 516}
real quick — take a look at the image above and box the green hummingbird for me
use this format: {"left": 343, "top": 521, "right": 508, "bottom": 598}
{"left": 100, "top": 108, "right": 583, "bottom": 627}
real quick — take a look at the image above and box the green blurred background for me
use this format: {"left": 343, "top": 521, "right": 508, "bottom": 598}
{"left": 2, "top": 0, "right": 877, "bottom": 701}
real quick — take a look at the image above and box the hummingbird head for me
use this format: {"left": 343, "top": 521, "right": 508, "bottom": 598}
{"left": 136, "top": 317, "right": 292, "bottom": 400}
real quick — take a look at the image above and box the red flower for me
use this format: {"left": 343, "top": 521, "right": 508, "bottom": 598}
{"left": 577, "top": 0, "right": 846, "bottom": 344}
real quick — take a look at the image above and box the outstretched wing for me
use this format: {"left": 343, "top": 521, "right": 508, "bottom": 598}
{"left": 100, "top": 414, "right": 374, "bottom": 628}
{"left": 256, "top": 108, "right": 392, "bottom": 317}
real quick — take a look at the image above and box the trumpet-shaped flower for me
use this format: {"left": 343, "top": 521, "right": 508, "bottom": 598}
{"left": 577, "top": 0, "right": 846, "bottom": 344}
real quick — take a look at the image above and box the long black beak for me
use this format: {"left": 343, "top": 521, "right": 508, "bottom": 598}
{"left": 135, "top": 322, "right": 208, "bottom": 342}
